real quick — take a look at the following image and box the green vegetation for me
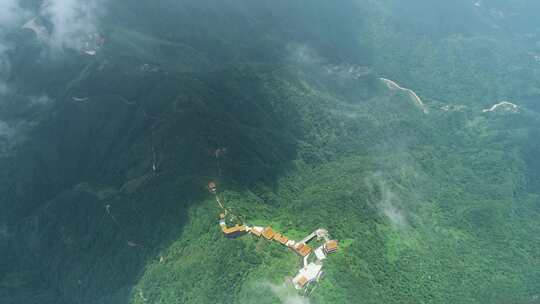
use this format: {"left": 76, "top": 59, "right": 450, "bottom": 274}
{"left": 1, "top": 1, "right": 540, "bottom": 303}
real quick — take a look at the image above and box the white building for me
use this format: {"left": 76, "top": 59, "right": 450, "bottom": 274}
{"left": 292, "top": 262, "right": 323, "bottom": 290}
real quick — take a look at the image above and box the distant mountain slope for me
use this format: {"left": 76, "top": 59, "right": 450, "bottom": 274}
{"left": 1, "top": 1, "right": 539, "bottom": 304}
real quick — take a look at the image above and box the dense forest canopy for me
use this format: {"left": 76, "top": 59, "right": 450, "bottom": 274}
{"left": 0, "top": 1, "right": 539, "bottom": 303}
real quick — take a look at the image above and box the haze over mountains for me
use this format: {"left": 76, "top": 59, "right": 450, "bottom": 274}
{"left": 1, "top": 1, "right": 539, "bottom": 303}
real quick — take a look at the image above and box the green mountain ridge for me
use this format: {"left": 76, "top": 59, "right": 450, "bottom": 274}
{"left": 1, "top": 1, "right": 539, "bottom": 303}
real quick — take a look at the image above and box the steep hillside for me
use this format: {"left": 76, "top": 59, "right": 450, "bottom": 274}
{"left": 1, "top": 1, "right": 540, "bottom": 304}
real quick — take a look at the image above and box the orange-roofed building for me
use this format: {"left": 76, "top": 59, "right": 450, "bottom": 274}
{"left": 324, "top": 240, "right": 338, "bottom": 254}
{"left": 262, "top": 227, "right": 275, "bottom": 240}
{"left": 273, "top": 233, "right": 289, "bottom": 245}
{"left": 296, "top": 276, "right": 308, "bottom": 288}
{"left": 251, "top": 228, "right": 262, "bottom": 237}
{"left": 221, "top": 224, "right": 246, "bottom": 238}
{"left": 292, "top": 262, "right": 323, "bottom": 289}
{"left": 295, "top": 243, "right": 312, "bottom": 257}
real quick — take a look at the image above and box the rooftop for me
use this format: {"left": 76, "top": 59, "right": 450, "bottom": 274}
{"left": 262, "top": 227, "right": 276, "bottom": 240}
{"left": 273, "top": 233, "right": 289, "bottom": 245}
{"left": 292, "top": 263, "right": 323, "bottom": 289}
{"left": 314, "top": 247, "right": 327, "bottom": 260}
{"left": 324, "top": 240, "right": 338, "bottom": 253}
{"left": 294, "top": 276, "right": 309, "bottom": 289}
{"left": 221, "top": 224, "right": 246, "bottom": 236}
{"left": 295, "top": 243, "right": 312, "bottom": 257}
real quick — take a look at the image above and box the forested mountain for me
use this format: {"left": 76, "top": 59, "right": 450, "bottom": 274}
{"left": 0, "top": 1, "right": 539, "bottom": 303}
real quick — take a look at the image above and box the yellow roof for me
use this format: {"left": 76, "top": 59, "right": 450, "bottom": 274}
{"left": 325, "top": 240, "right": 338, "bottom": 252}
{"left": 221, "top": 224, "right": 246, "bottom": 235}
{"left": 297, "top": 276, "right": 309, "bottom": 288}
{"left": 262, "top": 227, "right": 275, "bottom": 240}
{"left": 273, "top": 233, "right": 289, "bottom": 245}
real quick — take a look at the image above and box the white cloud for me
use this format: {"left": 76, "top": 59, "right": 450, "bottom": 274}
{"left": 29, "top": 95, "right": 53, "bottom": 106}
{"left": 41, "top": 0, "right": 104, "bottom": 50}
{"left": 0, "top": 0, "right": 28, "bottom": 94}
{"left": 0, "top": 120, "right": 14, "bottom": 135}
{"left": 0, "top": 222, "right": 11, "bottom": 240}
{"left": 365, "top": 175, "right": 409, "bottom": 228}
{"left": 325, "top": 64, "right": 372, "bottom": 80}
{"left": 0, "top": 119, "right": 35, "bottom": 156}
{"left": 0, "top": 0, "right": 106, "bottom": 51}
{"left": 0, "top": 55, "right": 12, "bottom": 95}
{"left": 0, "top": 79, "right": 9, "bottom": 95}
{"left": 0, "top": 120, "right": 19, "bottom": 156}
{"left": 379, "top": 193, "right": 408, "bottom": 228}
{"left": 266, "top": 282, "right": 311, "bottom": 304}
{"left": 286, "top": 43, "right": 321, "bottom": 65}
{"left": 0, "top": 0, "right": 25, "bottom": 29}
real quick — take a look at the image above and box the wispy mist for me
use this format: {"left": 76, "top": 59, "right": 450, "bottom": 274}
{"left": 266, "top": 282, "right": 311, "bottom": 304}
{"left": 41, "top": 0, "right": 105, "bottom": 50}
{"left": 0, "top": 120, "right": 18, "bottom": 156}
{"left": 287, "top": 43, "right": 322, "bottom": 65}
{"left": 0, "top": 0, "right": 26, "bottom": 93}
{"left": 0, "top": 0, "right": 94, "bottom": 155}
{"left": 0, "top": 222, "right": 11, "bottom": 240}
{"left": 0, "top": 0, "right": 25, "bottom": 28}
{"left": 366, "top": 174, "right": 409, "bottom": 229}
{"left": 0, "top": 0, "right": 106, "bottom": 51}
